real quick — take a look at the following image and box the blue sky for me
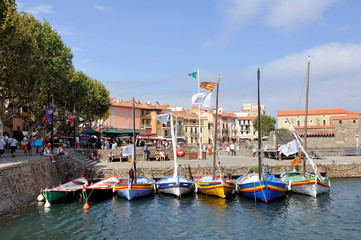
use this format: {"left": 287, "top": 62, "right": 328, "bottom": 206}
{"left": 17, "top": 0, "right": 361, "bottom": 120}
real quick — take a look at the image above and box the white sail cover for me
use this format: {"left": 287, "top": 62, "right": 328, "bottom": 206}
{"left": 122, "top": 144, "right": 134, "bottom": 156}
{"left": 280, "top": 140, "right": 299, "bottom": 156}
{"left": 154, "top": 113, "right": 170, "bottom": 124}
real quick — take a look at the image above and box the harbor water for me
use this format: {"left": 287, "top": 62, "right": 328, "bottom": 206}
{"left": 0, "top": 178, "right": 361, "bottom": 240}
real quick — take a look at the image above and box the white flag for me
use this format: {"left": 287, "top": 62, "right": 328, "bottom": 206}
{"left": 122, "top": 144, "right": 134, "bottom": 156}
{"left": 154, "top": 113, "right": 170, "bottom": 124}
{"left": 280, "top": 140, "right": 299, "bottom": 156}
{"left": 192, "top": 92, "right": 212, "bottom": 109}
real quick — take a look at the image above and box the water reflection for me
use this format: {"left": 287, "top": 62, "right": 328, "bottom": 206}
{"left": 196, "top": 194, "right": 228, "bottom": 216}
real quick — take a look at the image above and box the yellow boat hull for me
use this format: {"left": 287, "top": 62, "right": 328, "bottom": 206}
{"left": 194, "top": 177, "right": 235, "bottom": 198}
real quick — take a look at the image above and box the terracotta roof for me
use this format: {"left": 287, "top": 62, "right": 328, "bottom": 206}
{"left": 222, "top": 112, "right": 237, "bottom": 117}
{"left": 237, "top": 117, "right": 256, "bottom": 121}
{"left": 294, "top": 125, "right": 335, "bottom": 136}
{"left": 331, "top": 114, "right": 360, "bottom": 120}
{"left": 111, "top": 100, "right": 165, "bottom": 110}
{"left": 278, "top": 108, "right": 350, "bottom": 116}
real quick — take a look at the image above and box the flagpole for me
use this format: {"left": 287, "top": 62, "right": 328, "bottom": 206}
{"left": 198, "top": 68, "right": 202, "bottom": 159}
{"left": 212, "top": 75, "right": 220, "bottom": 180}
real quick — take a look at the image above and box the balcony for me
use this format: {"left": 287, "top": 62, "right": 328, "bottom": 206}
{"left": 142, "top": 124, "right": 152, "bottom": 129}
{"left": 142, "top": 114, "right": 151, "bottom": 119}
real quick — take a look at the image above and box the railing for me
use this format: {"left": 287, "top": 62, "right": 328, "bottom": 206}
{"left": 341, "top": 147, "right": 361, "bottom": 156}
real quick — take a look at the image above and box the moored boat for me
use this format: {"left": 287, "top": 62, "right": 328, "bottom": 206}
{"left": 236, "top": 165, "right": 287, "bottom": 203}
{"left": 280, "top": 57, "right": 331, "bottom": 197}
{"left": 156, "top": 113, "right": 193, "bottom": 197}
{"left": 236, "top": 69, "right": 287, "bottom": 203}
{"left": 42, "top": 177, "right": 88, "bottom": 203}
{"left": 193, "top": 176, "right": 235, "bottom": 199}
{"left": 82, "top": 176, "right": 119, "bottom": 201}
{"left": 114, "top": 176, "right": 155, "bottom": 200}
{"left": 280, "top": 170, "right": 330, "bottom": 197}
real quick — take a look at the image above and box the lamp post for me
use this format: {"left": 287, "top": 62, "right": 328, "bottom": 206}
{"left": 47, "top": 96, "right": 58, "bottom": 153}
{"left": 73, "top": 108, "right": 77, "bottom": 150}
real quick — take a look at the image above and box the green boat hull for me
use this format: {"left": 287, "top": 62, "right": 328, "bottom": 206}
{"left": 43, "top": 190, "right": 81, "bottom": 203}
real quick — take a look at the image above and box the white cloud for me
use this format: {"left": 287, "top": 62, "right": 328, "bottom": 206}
{"left": 208, "top": 0, "right": 337, "bottom": 47}
{"left": 27, "top": 4, "right": 54, "bottom": 15}
{"left": 94, "top": 4, "right": 109, "bottom": 12}
{"left": 265, "top": 0, "right": 336, "bottom": 32}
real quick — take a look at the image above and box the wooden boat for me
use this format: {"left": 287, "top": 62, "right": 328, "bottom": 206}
{"left": 42, "top": 177, "right": 88, "bottom": 203}
{"left": 82, "top": 176, "right": 119, "bottom": 201}
{"left": 236, "top": 69, "right": 287, "bottom": 203}
{"left": 193, "top": 176, "right": 234, "bottom": 199}
{"left": 193, "top": 76, "right": 235, "bottom": 198}
{"left": 114, "top": 98, "right": 156, "bottom": 201}
{"left": 280, "top": 57, "right": 330, "bottom": 197}
{"left": 236, "top": 165, "right": 287, "bottom": 203}
{"left": 157, "top": 113, "right": 193, "bottom": 197}
{"left": 280, "top": 170, "right": 330, "bottom": 197}
{"left": 114, "top": 176, "right": 155, "bottom": 200}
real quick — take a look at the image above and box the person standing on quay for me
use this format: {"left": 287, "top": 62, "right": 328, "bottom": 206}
{"left": 0, "top": 137, "right": 6, "bottom": 158}
{"left": 9, "top": 136, "right": 18, "bottom": 157}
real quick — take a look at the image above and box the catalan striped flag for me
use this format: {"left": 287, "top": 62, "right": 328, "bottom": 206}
{"left": 200, "top": 81, "right": 217, "bottom": 92}
{"left": 290, "top": 156, "right": 302, "bottom": 166}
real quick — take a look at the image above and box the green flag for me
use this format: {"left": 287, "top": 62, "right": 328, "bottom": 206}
{"left": 188, "top": 72, "right": 197, "bottom": 79}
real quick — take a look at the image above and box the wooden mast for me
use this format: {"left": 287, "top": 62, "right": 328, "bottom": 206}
{"left": 133, "top": 97, "right": 137, "bottom": 183}
{"left": 212, "top": 75, "right": 220, "bottom": 180}
{"left": 257, "top": 69, "right": 262, "bottom": 180}
{"left": 303, "top": 56, "right": 310, "bottom": 177}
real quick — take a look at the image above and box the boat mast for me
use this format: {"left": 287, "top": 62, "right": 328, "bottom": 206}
{"left": 132, "top": 97, "right": 137, "bottom": 183}
{"left": 198, "top": 69, "right": 202, "bottom": 160}
{"left": 257, "top": 69, "right": 262, "bottom": 180}
{"left": 170, "top": 113, "right": 178, "bottom": 177}
{"left": 303, "top": 56, "right": 310, "bottom": 177}
{"left": 212, "top": 75, "right": 220, "bottom": 180}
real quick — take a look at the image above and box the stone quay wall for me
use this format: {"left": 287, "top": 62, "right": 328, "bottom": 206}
{"left": 0, "top": 158, "right": 59, "bottom": 221}
{"left": 0, "top": 155, "right": 87, "bottom": 221}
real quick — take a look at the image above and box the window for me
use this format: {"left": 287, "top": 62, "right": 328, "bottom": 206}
{"left": 284, "top": 120, "right": 287, "bottom": 124}
{"left": 195, "top": 128, "right": 197, "bottom": 134}
{"left": 191, "top": 137, "right": 193, "bottom": 143}
{"left": 113, "top": 124, "right": 116, "bottom": 128}
{"left": 323, "top": 120, "right": 326, "bottom": 125}
{"left": 178, "top": 121, "right": 182, "bottom": 126}
{"left": 131, "top": 112, "right": 133, "bottom": 119}
{"left": 178, "top": 129, "right": 181, "bottom": 136}
{"left": 125, "top": 124, "right": 128, "bottom": 128}
{"left": 339, "top": 120, "right": 342, "bottom": 124}
{"left": 158, "top": 128, "right": 160, "bottom": 134}
{"left": 125, "top": 112, "right": 128, "bottom": 118}
{"left": 112, "top": 111, "right": 115, "bottom": 117}
{"left": 297, "top": 120, "right": 300, "bottom": 126}
{"left": 353, "top": 120, "right": 356, "bottom": 124}
{"left": 185, "top": 127, "right": 187, "bottom": 133}
{"left": 309, "top": 119, "right": 313, "bottom": 124}
{"left": 191, "top": 128, "right": 193, "bottom": 134}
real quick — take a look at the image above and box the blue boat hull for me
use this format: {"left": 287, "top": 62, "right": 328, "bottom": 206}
{"left": 114, "top": 176, "right": 155, "bottom": 201}
{"left": 236, "top": 173, "right": 287, "bottom": 203}
{"left": 157, "top": 176, "right": 193, "bottom": 197}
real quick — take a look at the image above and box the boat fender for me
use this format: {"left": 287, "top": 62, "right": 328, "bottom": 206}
{"left": 235, "top": 184, "right": 238, "bottom": 192}
{"left": 153, "top": 184, "right": 158, "bottom": 194}
{"left": 37, "top": 193, "right": 45, "bottom": 202}
{"left": 44, "top": 200, "right": 51, "bottom": 208}
{"left": 194, "top": 183, "right": 198, "bottom": 193}
{"left": 83, "top": 201, "right": 90, "bottom": 210}
{"left": 287, "top": 180, "right": 292, "bottom": 191}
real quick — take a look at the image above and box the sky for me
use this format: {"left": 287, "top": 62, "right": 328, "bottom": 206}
{"left": 17, "top": 0, "right": 361, "bottom": 121}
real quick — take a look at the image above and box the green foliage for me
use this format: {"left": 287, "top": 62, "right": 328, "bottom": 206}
{"left": 277, "top": 128, "right": 289, "bottom": 132}
{"left": 253, "top": 115, "right": 276, "bottom": 136}
{"left": 0, "top": 6, "right": 111, "bottom": 136}
{"left": 249, "top": 166, "right": 259, "bottom": 173}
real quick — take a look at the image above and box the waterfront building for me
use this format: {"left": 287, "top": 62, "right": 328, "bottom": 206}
{"left": 104, "top": 99, "right": 170, "bottom": 137}
{"left": 277, "top": 108, "right": 361, "bottom": 147}
{"left": 172, "top": 109, "right": 208, "bottom": 145}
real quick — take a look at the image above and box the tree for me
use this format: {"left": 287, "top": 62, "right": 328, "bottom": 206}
{"left": 253, "top": 115, "right": 276, "bottom": 137}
